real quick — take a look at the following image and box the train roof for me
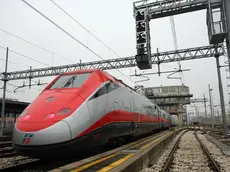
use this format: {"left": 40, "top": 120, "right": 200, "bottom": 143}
{"left": 60, "top": 69, "right": 99, "bottom": 75}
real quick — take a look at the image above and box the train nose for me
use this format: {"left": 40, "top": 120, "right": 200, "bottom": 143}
{"left": 13, "top": 120, "right": 71, "bottom": 146}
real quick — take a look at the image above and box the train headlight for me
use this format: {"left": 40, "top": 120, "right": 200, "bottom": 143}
{"left": 57, "top": 108, "right": 71, "bottom": 116}
{"left": 20, "top": 109, "right": 28, "bottom": 117}
{"left": 46, "top": 96, "right": 55, "bottom": 102}
{"left": 44, "top": 113, "right": 56, "bottom": 120}
{"left": 22, "top": 115, "right": 30, "bottom": 120}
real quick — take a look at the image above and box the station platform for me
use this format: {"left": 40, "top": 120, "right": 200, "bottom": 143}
{"left": 49, "top": 129, "right": 183, "bottom": 172}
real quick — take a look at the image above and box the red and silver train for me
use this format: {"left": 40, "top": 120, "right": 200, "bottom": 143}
{"left": 13, "top": 69, "right": 174, "bottom": 158}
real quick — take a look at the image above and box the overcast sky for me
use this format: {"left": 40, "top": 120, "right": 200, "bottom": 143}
{"left": 0, "top": 0, "right": 229, "bottom": 116}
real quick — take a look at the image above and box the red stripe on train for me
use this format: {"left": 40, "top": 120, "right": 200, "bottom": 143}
{"left": 76, "top": 110, "right": 170, "bottom": 138}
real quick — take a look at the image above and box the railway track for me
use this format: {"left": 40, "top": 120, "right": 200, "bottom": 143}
{"left": 141, "top": 130, "right": 186, "bottom": 172}
{"left": 0, "top": 154, "right": 88, "bottom": 172}
{"left": 198, "top": 133, "right": 230, "bottom": 171}
{"left": 0, "top": 148, "right": 15, "bottom": 158}
{"left": 162, "top": 130, "right": 221, "bottom": 172}
{"left": 0, "top": 157, "right": 40, "bottom": 171}
{"left": 0, "top": 155, "right": 83, "bottom": 172}
{"left": 0, "top": 141, "right": 12, "bottom": 148}
{"left": 0, "top": 137, "right": 11, "bottom": 142}
{"left": 160, "top": 130, "right": 187, "bottom": 172}
{"left": 0, "top": 140, "right": 15, "bottom": 158}
{"left": 143, "top": 130, "right": 222, "bottom": 172}
{"left": 194, "top": 132, "right": 221, "bottom": 172}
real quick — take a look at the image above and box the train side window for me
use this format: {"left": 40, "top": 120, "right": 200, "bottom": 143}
{"left": 89, "top": 84, "right": 108, "bottom": 100}
{"left": 89, "top": 82, "right": 120, "bottom": 101}
{"left": 107, "top": 82, "right": 120, "bottom": 93}
{"left": 98, "top": 85, "right": 107, "bottom": 96}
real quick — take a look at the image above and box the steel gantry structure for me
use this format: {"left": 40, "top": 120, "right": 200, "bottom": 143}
{"left": 133, "top": 0, "right": 228, "bottom": 69}
{"left": 134, "top": 0, "right": 221, "bottom": 19}
{"left": 0, "top": 44, "right": 225, "bottom": 81}
{"left": 133, "top": 0, "right": 230, "bottom": 137}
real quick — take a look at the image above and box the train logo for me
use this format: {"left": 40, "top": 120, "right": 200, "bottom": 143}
{"left": 22, "top": 133, "right": 34, "bottom": 144}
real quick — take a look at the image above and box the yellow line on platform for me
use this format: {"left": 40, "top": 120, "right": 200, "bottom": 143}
{"left": 129, "top": 132, "right": 165, "bottom": 149}
{"left": 97, "top": 154, "right": 134, "bottom": 172}
{"left": 140, "top": 132, "right": 171, "bottom": 149}
{"left": 71, "top": 153, "right": 118, "bottom": 172}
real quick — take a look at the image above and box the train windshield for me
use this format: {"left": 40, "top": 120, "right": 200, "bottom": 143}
{"left": 50, "top": 73, "right": 91, "bottom": 89}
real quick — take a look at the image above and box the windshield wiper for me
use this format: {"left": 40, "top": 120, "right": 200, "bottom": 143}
{"left": 63, "top": 76, "right": 77, "bottom": 88}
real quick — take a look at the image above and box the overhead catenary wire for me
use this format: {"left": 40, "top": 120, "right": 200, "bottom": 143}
{"left": 50, "top": 0, "right": 135, "bottom": 84}
{"left": 0, "top": 28, "right": 76, "bottom": 63}
{"left": 21, "top": 0, "right": 135, "bottom": 84}
{"left": 0, "top": 45, "right": 49, "bottom": 66}
{"left": 49, "top": 0, "right": 122, "bottom": 58}
{"left": 0, "top": 57, "right": 30, "bottom": 68}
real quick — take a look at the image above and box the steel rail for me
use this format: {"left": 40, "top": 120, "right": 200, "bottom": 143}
{"left": 194, "top": 131, "right": 221, "bottom": 172}
{"left": 161, "top": 130, "right": 187, "bottom": 172}
{"left": 0, "top": 141, "right": 12, "bottom": 148}
{"left": 0, "top": 136, "right": 12, "bottom": 142}
{"left": 0, "top": 159, "right": 40, "bottom": 172}
{"left": 0, "top": 152, "right": 16, "bottom": 158}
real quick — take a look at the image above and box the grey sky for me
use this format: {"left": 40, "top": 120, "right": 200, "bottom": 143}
{"left": 0, "top": 0, "right": 229, "bottom": 115}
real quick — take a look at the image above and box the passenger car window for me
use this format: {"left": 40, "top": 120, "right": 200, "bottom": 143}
{"left": 90, "top": 84, "right": 108, "bottom": 100}
{"left": 98, "top": 85, "right": 107, "bottom": 96}
{"left": 107, "top": 82, "right": 120, "bottom": 93}
{"left": 50, "top": 73, "right": 91, "bottom": 89}
{"left": 89, "top": 82, "right": 120, "bottom": 101}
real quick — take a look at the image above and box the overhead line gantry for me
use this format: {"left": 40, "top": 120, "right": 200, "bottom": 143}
{"left": 133, "top": 0, "right": 228, "bottom": 69}
{"left": 133, "top": 0, "right": 229, "bottom": 136}
{"left": 0, "top": 44, "right": 225, "bottom": 81}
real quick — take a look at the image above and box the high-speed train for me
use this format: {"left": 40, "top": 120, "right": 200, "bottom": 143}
{"left": 13, "top": 69, "right": 173, "bottom": 158}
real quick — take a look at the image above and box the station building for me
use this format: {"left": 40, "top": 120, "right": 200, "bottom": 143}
{"left": 0, "top": 98, "right": 29, "bottom": 127}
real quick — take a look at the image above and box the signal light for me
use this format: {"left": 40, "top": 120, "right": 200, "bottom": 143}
{"left": 134, "top": 8, "right": 151, "bottom": 69}
{"left": 20, "top": 109, "right": 28, "bottom": 117}
{"left": 137, "top": 47, "right": 145, "bottom": 55}
{"left": 137, "top": 33, "right": 146, "bottom": 44}
{"left": 44, "top": 114, "right": 55, "bottom": 120}
{"left": 135, "top": 10, "right": 145, "bottom": 21}
{"left": 22, "top": 115, "right": 30, "bottom": 121}
{"left": 136, "top": 21, "right": 146, "bottom": 32}
{"left": 57, "top": 108, "right": 71, "bottom": 116}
